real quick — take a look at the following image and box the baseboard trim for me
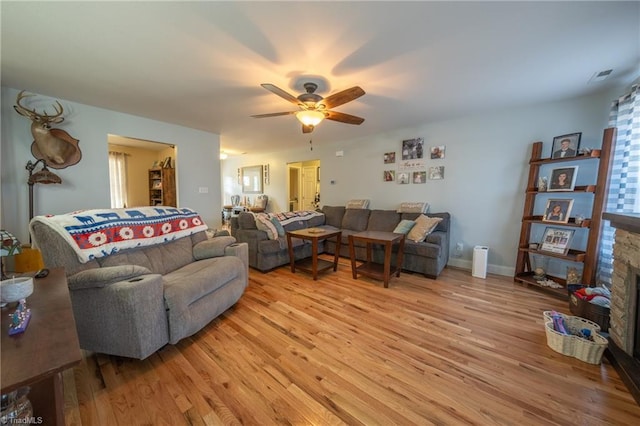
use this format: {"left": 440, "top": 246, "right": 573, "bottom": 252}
{"left": 447, "top": 258, "right": 514, "bottom": 277}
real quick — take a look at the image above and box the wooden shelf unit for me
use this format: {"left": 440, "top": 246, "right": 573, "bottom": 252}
{"left": 148, "top": 168, "right": 176, "bottom": 207}
{"left": 514, "top": 127, "right": 616, "bottom": 297}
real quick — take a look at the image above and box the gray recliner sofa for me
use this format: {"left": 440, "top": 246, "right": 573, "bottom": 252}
{"left": 30, "top": 209, "right": 249, "bottom": 360}
{"left": 231, "top": 206, "right": 450, "bottom": 278}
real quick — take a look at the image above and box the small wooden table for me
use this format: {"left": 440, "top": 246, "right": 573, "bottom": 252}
{"left": 349, "top": 231, "right": 405, "bottom": 288}
{"left": 286, "top": 228, "right": 342, "bottom": 280}
{"left": 1, "top": 268, "right": 81, "bottom": 425}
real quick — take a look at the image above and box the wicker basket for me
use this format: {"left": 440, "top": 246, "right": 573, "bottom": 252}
{"left": 542, "top": 311, "right": 607, "bottom": 364}
{"left": 567, "top": 285, "right": 611, "bottom": 331}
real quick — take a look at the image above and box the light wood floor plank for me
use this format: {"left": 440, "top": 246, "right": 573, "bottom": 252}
{"left": 64, "top": 263, "right": 640, "bottom": 425}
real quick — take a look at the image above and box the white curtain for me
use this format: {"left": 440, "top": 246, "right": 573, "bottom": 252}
{"left": 109, "top": 151, "right": 128, "bottom": 208}
{"left": 598, "top": 84, "right": 640, "bottom": 285}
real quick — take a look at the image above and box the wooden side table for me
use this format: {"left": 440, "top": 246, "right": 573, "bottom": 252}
{"left": 349, "top": 231, "right": 405, "bottom": 288}
{"left": 1, "top": 268, "right": 81, "bottom": 425}
{"left": 286, "top": 228, "right": 341, "bottom": 280}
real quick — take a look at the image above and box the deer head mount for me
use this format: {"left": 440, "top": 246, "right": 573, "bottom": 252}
{"left": 14, "top": 90, "right": 81, "bottom": 169}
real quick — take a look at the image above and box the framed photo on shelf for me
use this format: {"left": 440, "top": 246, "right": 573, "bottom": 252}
{"left": 539, "top": 227, "right": 575, "bottom": 255}
{"left": 542, "top": 199, "right": 573, "bottom": 223}
{"left": 548, "top": 166, "right": 578, "bottom": 191}
{"left": 551, "top": 132, "right": 581, "bottom": 159}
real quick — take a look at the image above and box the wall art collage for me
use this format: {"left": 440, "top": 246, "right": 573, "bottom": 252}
{"left": 383, "top": 137, "right": 445, "bottom": 183}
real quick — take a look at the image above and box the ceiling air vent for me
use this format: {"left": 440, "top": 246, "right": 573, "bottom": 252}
{"left": 588, "top": 69, "right": 613, "bottom": 83}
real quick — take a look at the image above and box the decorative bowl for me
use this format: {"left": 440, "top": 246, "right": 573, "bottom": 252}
{"left": 0, "top": 277, "right": 34, "bottom": 305}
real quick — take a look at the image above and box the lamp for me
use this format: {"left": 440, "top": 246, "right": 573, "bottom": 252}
{"left": 219, "top": 151, "right": 228, "bottom": 160}
{"left": 1, "top": 230, "right": 22, "bottom": 280}
{"left": 26, "top": 159, "right": 62, "bottom": 221}
{"left": 295, "top": 110, "right": 325, "bottom": 127}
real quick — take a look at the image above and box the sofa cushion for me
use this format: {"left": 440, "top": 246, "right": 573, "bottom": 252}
{"left": 193, "top": 236, "right": 237, "bottom": 260}
{"left": 342, "top": 209, "right": 370, "bottom": 231}
{"left": 98, "top": 236, "right": 195, "bottom": 275}
{"left": 346, "top": 199, "right": 370, "bottom": 209}
{"left": 270, "top": 217, "right": 286, "bottom": 237}
{"left": 238, "top": 212, "right": 258, "bottom": 229}
{"left": 255, "top": 214, "right": 278, "bottom": 239}
{"left": 402, "top": 212, "right": 449, "bottom": 233}
{"left": 397, "top": 202, "right": 429, "bottom": 213}
{"left": 406, "top": 215, "right": 443, "bottom": 242}
{"left": 322, "top": 206, "right": 346, "bottom": 228}
{"left": 367, "top": 210, "right": 401, "bottom": 232}
{"left": 393, "top": 219, "right": 416, "bottom": 234}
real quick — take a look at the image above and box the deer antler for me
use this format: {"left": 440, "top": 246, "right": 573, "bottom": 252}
{"left": 14, "top": 90, "right": 65, "bottom": 127}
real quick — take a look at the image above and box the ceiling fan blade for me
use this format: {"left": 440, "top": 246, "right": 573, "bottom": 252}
{"left": 302, "top": 124, "right": 314, "bottom": 133}
{"left": 251, "top": 111, "right": 297, "bottom": 118}
{"left": 325, "top": 110, "right": 365, "bottom": 125}
{"left": 320, "top": 86, "right": 365, "bottom": 109}
{"left": 261, "top": 83, "right": 301, "bottom": 105}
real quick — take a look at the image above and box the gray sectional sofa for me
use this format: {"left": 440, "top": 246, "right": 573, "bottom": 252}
{"left": 231, "top": 206, "right": 450, "bottom": 278}
{"left": 30, "top": 209, "right": 249, "bottom": 360}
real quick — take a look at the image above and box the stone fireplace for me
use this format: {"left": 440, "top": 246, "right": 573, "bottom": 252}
{"left": 603, "top": 212, "right": 640, "bottom": 405}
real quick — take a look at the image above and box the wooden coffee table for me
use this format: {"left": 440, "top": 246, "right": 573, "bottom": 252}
{"left": 349, "top": 231, "right": 405, "bottom": 288}
{"left": 286, "top": 228, "right": 341, "bottom": 280}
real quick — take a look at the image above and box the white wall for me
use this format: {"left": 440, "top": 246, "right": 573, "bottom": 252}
{"left": 222, "top": 90, "right": 618, "bottom": 276}
{"left": 1, "top": 86, "right": 222, "bottom": 243}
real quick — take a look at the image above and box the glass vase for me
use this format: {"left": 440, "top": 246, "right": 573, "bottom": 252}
{"left": 0, "top": 387, "right": 33, "bottom": 424}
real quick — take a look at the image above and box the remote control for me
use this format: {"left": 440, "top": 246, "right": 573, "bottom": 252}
{"left": 35, "top": 268, "right": 49, "bottom": 279}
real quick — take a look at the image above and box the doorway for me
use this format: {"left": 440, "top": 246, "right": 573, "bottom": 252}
{"left": 287, "top": 160, "right": 320, "bottom": 211}
{"left": 107, "top": 135, "right": 176, "bottom": 208}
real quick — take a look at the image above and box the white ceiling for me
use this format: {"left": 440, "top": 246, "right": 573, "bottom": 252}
{"left": 2, "top": 2, "right": 638, "bottom": 156}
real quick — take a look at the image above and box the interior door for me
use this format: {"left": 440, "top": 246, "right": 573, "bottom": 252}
{"left": 301, "top": 165, "right": 317, "bottom": 210}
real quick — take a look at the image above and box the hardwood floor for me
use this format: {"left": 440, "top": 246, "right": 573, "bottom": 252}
{"left": 64, "top": 259, "right": 640, "bottom": 425}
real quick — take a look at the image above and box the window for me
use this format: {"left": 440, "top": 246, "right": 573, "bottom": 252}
{"left": 109, "top": 151, "right": 128, "bottom": 208}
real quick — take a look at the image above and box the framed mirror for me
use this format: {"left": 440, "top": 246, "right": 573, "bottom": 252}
{"left": 241, "top": 165, "right": 263, "bottom": 194}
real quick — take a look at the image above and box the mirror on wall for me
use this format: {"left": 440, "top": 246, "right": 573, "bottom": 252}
{"left": 241, "top": 165, "right": 263, "bottom": 194}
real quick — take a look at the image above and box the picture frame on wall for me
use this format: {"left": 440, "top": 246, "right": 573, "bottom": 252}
{"left": 384, "top": 152, "right": 396, "bottom": 164}
{"left": 542, "top": 198, "right": 573, "bottom": 224}
{"left": 401, "top": 138, "right": 424, "bottom": 160}
{"left": 412, "top": 171, "right": 426, "bottom": 184}
{"left": 397, "top": 172, "right": 410, "bottom": 184}
{"left": 551, "top": 132, "right": 581, "bottom": 159}
{"left": 548, "top": 166, "right": 578, "bottom": 191}
{"left": 428, "top": 166, "right": 444, "bottom": 180}
{"left": 430, "top": 146, "right": 445, "bottom": 159}
{"left": 539, "top": 227, "right": 575, "bottom": 255}
{"left": 384, "top": 170, "right": 395, "bottom": 182}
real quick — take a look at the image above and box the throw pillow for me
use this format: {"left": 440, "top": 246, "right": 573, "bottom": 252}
{"left": 270, "top": 217, "right": 286, "bottom": 237}
{"left": 393, "top": 219, "right": 416, "bottom": 234}
{"left": 254, "top": 213, "right": 278, "bottom": 240}
{"left": 346, "top": 199, "right": 370, "bottom": 209}
{"left": 406, "top": 215, "right": 443, "bottom": 242}
{"left": 397, "top": 202, "right": 429, "bottom": 213}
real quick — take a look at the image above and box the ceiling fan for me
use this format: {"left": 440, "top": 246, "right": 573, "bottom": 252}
{"left": 252, "top": 82, "right": 365, "bottom": 133}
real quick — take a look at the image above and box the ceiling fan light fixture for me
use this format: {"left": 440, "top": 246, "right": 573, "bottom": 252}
{"left": 295, "top": 110, "right": 325, "bottom": 126}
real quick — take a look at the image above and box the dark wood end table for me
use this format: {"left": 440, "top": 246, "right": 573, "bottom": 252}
{"left": 286, "top": 228, "right": 342, "bottom": 280}
{"left": 1, "top": 267, "right": 81, "bottom": 425}
{"left": 349, "top": 231, "right": 405, "bottom": 288}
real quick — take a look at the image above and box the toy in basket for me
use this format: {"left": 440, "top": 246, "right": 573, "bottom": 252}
{"left": 542, "top": 311, "right": 608, "bottom": 364}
